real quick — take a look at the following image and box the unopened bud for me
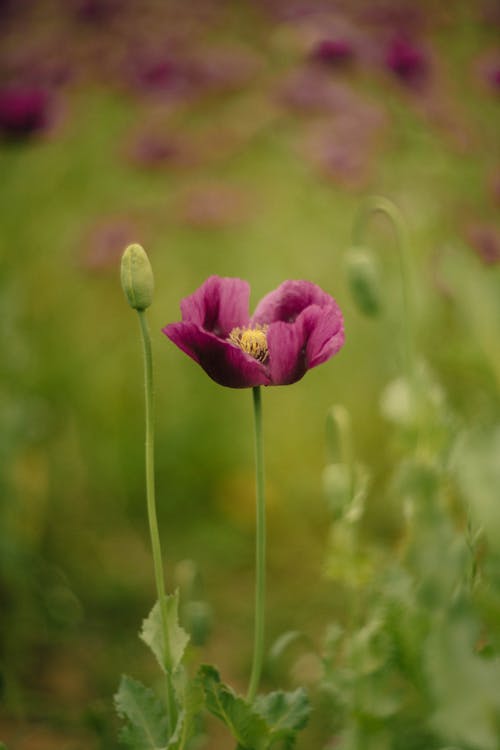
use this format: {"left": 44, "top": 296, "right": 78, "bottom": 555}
{"left": 346, "top": 246, "right": 381, "bottom": 317}
{"left": 120, "top": 243, "right": 154, "bottom": 310}
{"left": 184, "top": 600, "right": 213, "bottom": 647}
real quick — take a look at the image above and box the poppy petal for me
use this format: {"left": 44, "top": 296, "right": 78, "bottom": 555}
{"left": 252, "top": 280, "right": 334, "bottom": 325}
{"left": 180, "top": 276, "right": 250, "bottom": 337}
{"left": 267, "top": 303, "right": 344, "bottom": 385}
{"left": 163, "top": 322, "right": 270, "bottom": 388}
{"left": 302, "top": 303, "right": 345, "bottom": 368}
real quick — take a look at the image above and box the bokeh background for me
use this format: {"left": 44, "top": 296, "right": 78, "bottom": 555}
{"left": 1, "top": 1, "right": 499, "bottom": 748}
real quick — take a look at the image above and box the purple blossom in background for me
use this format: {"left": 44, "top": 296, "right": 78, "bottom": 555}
{"left": 74, "top": 0, "right": 119, "bottom": 23}
{"left": 278, "top": 70, "right": 359, "bottom": 115}
{"left": 465, "top": 223, "right": 500, "bottom": 265}
{"left": 385, "top": 35, "right": 428, "bottom": 85}
{"left": 163, "top": 276, "right": 344, "bottom": 388}
{"left": 175, "top": 182, "right": 251, "bottom": 228}
{"left": 360, "top": 2, "right": 424, "bottom": 34}
{"left": 80, "top": 217, "right": 140, "bottom": 271}
{"left": 123, "top": 43, "right": 195, "bottom": 100}
{"left": 474, "top": 48, "right": 500, "bottom": 93}
{"left": 0, "top": 86, "right": 50, "bottom": 138}
{"left": 188, "top": 46, "right": 262, "bottom": 94}
{"left": 310, "top": 38, "right": 354, "bottom": 66}
{"left": 126, "top": 127, "right": 195, "bottom": 170}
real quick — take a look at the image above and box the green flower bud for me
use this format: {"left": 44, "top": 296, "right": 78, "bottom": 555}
{"left": 120, "top": 243, "right": 154, "bottom": 311}
{"left": 346, "top": 246, "right": 381, "bottom": 317}
{"left": 183, "top": 600, "right": 213, "bottom": 647}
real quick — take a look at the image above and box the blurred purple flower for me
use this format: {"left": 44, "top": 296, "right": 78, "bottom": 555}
{"left": 80, "top": 217, "right": 140, "bottom": 271}
{"left": 360, "top": 2, "right": 424, "bottom": 34}
{"left": 175, "top": 182, "right": 251, "bottom": 228}
{"left": 126, "top": 128, "right": 195, "bottom": 170}
{"left": 122, "top": 43, "right": 195, "bottom": 100}
{"left": 385, "top": 35, "right": 428, "bottom": 85}
{"left": 163, "top": 276, "right": 344, "bottom": 388}
{"left": 300, "top": 93, "right": 387, "bottom": 188}
{"left": 278, "top": 70, "right": 358, "bottom": 114}
{"left": 73, "top": 0, "right": 119, "bottom": 23}
{"left": 474, "top": 48, "right": 500, "bottom": 93}
{"left": 465, "top": 223, "right": 500, "bottom": 265}
{"left": 0, "top": 86, "right": 51, "bottom": 138}
{"left": 310, "top": 38, "right": 354, "bottom": 66}
{"left": 189, "top": 45, "right": 262, "bottom": 94}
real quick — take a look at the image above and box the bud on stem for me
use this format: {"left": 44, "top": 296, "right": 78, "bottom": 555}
{"left": 120, "top": 243, "right": 154, "bottom": 310}
{"left": 346, "top": 246, "right": 381, "bottom": 317}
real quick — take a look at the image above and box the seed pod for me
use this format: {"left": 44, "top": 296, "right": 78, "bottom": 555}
{"left": 346, "top": 246, "right": 381, "bottom": 317}
{"left": 120, "top": 243, "right": 154, "bottom": 310}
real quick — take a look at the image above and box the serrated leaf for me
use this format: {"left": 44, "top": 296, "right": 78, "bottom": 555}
{"left": 140, "top": 591, "right": 190, "bottom": 673}
{"left": 254, "top": 688, "right": 311, "bottom": 747}
{"left": 199, "top": 665, "right": 269, "bottom": 750}
{"left": 114, "top": 675, "right": 169, "bottom": 750}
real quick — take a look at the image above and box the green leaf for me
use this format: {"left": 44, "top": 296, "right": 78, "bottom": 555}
{"left": 114, "top": 675, "right": 169, "bottom": 750}
{"left": 169, "top": 673, "right": 204, "bottom": 750}
{"left": 254, "top": 688, "right": 311, "bottom": 747}
{"left": 199, "top": 665, "right": 269, "bottom": 750}
{"left": 140, "top": 591, "right": 190, "bottom": 673}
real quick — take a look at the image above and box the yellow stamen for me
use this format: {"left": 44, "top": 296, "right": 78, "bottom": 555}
{"left": 229, "top": 325, "right": 269, "bottom": 362}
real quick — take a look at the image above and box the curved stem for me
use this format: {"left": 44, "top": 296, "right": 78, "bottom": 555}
{"left": 351, "top": 196, "right": 415, "bottom": 382}
{"left": 247, "top": 386, "right": 266, "bottom": 702}
{"left": 137, "top": 310, "right": 176, "bottom": 729}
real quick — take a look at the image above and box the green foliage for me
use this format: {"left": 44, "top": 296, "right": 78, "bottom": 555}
{"left": 115, "top": 673, "right": 204, "bottom": 750}
{"left": 140, "top": 592, "right": 190, "bottom": 674}
{"left": 253, "top": 688, "right": 311, "bottom": 748}
{"left": 115, "top": 675, "right": 170, "bottom": 750}
{"left": 199, "top": 665, "right": 270, "bottom": 749}
{"left": 199, "top": 665, "right": 311, "bottom": 749}
{"left": 315, "top": 360, "right": 500, "bottom": 749}
{"left": 169, "top": 674, "right": 204, "bottom": 750}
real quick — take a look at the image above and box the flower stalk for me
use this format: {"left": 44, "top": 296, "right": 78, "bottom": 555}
{"left": 137, "top": 310, "right": 171, "bottom": 663}
{"left": 247, "top": 385, "right": 266, "bottom": 702}
{"left": 136, "top": 309, "right": 177, "bottom": 732}
{"left": 120, "top": 245, "right": 177, "bottom": 731}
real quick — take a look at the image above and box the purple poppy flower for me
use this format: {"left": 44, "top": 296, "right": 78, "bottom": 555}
{"left": 311, "top": 39, "right": 354, "bottom": 66}
{"left": 163, "top": 276, "right": 344, "bottom": 388}
{"left": 385, "top": 35, "right": 428, "bottom": 85}
{"left": 465, "top": 223, "right": 500, "bottom": 266}
{"left": 0, "top": 86, "right": 50, "bottom": 138}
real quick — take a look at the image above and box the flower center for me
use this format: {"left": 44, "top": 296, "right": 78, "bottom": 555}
{"left": 228, "top": 325, "right": 269, "bottom": 362}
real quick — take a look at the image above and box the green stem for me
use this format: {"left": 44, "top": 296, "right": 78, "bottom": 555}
{"left": 352, "top": 196, "right": 416, "bottom": 382}
{"left": 247, "top": 386, "right": 266, "bottom": 703}
{"left": 137, "top": 310, "right": 177, "bottom": 730}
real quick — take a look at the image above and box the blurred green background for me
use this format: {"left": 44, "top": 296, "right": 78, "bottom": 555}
{"left": 1, "top": 2, "right": 499, "bottom": 748}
